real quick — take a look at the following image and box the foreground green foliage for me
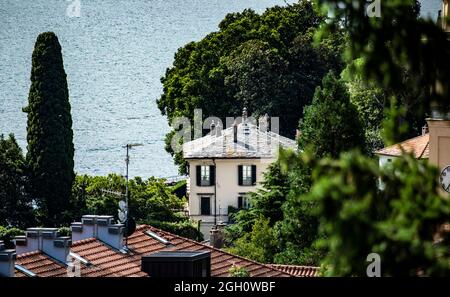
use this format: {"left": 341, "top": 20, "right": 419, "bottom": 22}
{"left": 292, "top": 151, "right": 450, "bottom": 276}
{"left": 23, "top": 32, "right": 75, "bottom": 226}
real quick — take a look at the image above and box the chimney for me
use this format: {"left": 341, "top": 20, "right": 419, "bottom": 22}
{"left": 14, "top": 228, "right": 71, "bottom": 264}
{"left": 258, "top": 114, "right": 269, "bottom": 132}
{"left": 71, "top": 215, "right": 98, "bottom": 241}
{"left": 216, "top": 122, "right": 222, "bottom": 137}
{"left": 210, "top": 120, "right": 216, "bottom": 136}
{"left": 71, "top": 215, "right": 125, "bottom": 250}
{"left": 233, "top": 121, "right": 238, "bottom": 143}
{"left": 209, "top": 228, "right": 224, "bottom": 249}
{"left": 0, "top": 240, "right": 16, "bottom": 277}
{"left": 96, "top": 215, "right": 125, "bottom": 250}
{"left": 14, "top": 228, "right": 40, "bottom": 255}
{"left": 422, "top": 124, "right": 429, "bottom": 135}
{"left": 242, "top": 107, "right": 248, "bottom": 123}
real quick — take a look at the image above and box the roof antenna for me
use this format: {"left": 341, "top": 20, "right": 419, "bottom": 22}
{"left": 121, "top": 143, "right": 142, "bottom": 250}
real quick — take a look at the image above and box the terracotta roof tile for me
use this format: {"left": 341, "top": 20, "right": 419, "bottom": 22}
{"left": 375, "top": 133, "right": 429, "bottom": 159}
{"left": 14, "top": 224, "right": 293, "bottom": 277}
{"left": 269, "top": 264, "right": 320, "bottom": 277}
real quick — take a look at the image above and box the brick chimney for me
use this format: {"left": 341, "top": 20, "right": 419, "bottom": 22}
{"left": 0, "top": 240, "right": 16, "bottom": 277}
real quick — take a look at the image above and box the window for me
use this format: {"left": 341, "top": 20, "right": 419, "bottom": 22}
{"left": 200, "top": 197, "right": 211, "bottom": 215}
{"left": 201, "top": 166, "right": 210, "bottom": 186}
{"left": 242, "top": 165, "right": 252, "bottom": 186}
{"left": 238, "top": 165, "right": 256, "bottom": 186}
{"left": 196, "top": 165, "right": 215, "bottom": 186}
{"left": 238, "top": 196, "right": 249, "bottom": 209}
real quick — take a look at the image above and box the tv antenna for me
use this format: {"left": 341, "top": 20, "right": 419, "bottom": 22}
{"left": 122, "top": 143, "right": 142, "bottom": 245}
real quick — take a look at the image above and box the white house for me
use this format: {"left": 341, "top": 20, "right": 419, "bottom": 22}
{"left": 374, "top": 128, "right": 430, "bottom": 167}
{"left": 182, "top": 111, "right": 297, "bottom": 239}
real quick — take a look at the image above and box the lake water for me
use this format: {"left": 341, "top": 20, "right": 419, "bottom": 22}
{"left": 0, "top": 0, "right": 443, "bottom": 179}
{"left": 0, "top": 0, "right": 291, "bottom": 178}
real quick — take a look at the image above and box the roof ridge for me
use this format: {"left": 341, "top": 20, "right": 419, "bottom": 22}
{"left": 376, "top": 133, "right": 429, "bottom": 152}
{"left": 71, "top": 237, "right": 97, "bottom": 246}
{"left": 418, "top": 140, "right": 430, "bottom": 159}
{"left": 269, "top": 264, "right": 320, "bottom": 269}
{"left": 16, "top": 250, "right": 42, "bottom": 259}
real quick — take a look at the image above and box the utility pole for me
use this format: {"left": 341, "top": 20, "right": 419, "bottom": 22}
{"left": 124, "top": 143, "right": 143, "bottom": 208}
{"left": 122, "top": 143, "right": 142, "bottom": 249}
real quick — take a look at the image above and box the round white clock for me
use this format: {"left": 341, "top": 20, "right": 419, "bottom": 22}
{"left": 440, "top": 166, "right": 450, "bottom": 194}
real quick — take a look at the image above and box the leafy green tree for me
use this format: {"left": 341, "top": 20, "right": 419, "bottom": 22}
{"left": 228, "top": 264, "right": 250, "bottom": 277}
{"left": 0, "top": 226, "right": 24, "bottom": 249}
{"left": 70, "top": 174, "right": 202, "bottom": 240}
{"left": 0, "top": 134, "right": 35, "bottom": 228}
{"left": 298, "top": 71, "right": 366, "bottom": 158}
{"left": 23, "top": 32, "right": 75, "bottom": 226}
{"left": 157, "top": 1, "right": 343, "bottom": 172}
{"left": 224, "top": 161, "right": 289, "bottom": 244}
{"left": 342, "top": 58, "right": 428, "bottom": 153}
{"left": 226, "top": 216, "right": 277, "bottom": 264}
{"left": 341, "top": 59, "right": 387, "bottom": 152}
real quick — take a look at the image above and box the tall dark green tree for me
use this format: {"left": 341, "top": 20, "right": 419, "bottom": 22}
{"left": 23, "top": 32, "right": 75, "bottom": 226}
{"left": 0, "top": 134, "right": 35, "bottom": 228}
{"left": 298, "top": 71, "right": 366, "bottom": 158}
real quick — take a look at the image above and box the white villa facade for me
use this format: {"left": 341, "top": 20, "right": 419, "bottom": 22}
{"left": 182, "top": 113, "right": 297, "bottom": 239}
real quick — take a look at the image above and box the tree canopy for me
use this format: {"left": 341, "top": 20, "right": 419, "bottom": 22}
{"left": 0, "top": 134, "right": 35, "bottom": 229}
{"left": 23, "top": 32, "right": 75, "bottom": 226}
{"left": 157, "top": 0, "right": 344, "bottom": 172}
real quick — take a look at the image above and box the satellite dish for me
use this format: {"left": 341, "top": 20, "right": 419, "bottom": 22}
{"left": 119, "top": 200, "right": 127, "bottom": 210}
{"left": 118, "top": 210, "right": 127, "bottom": 223}
{"left": 124, "top": 217, "right": 136, "bottom": 237}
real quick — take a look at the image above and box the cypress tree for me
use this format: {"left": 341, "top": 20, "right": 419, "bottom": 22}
{"left": 23, "top": 32, "right": 74, "bottom": 226}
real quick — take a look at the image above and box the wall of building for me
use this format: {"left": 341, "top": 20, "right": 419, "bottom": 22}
{"left": 428, "top": 119, "right": 450, "bottom": 195}
{"left": 187, "top": 158, "right": 273, "bottom": 227}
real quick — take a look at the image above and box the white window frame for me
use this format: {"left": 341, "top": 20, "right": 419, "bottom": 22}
{"left": 200, "top": 165, "right": 210, "bottom": 186}
{"left": 242, "top": 165, "right": 252, "bottom": 186}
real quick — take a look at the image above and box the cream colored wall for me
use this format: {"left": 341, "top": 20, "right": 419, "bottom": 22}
{"left": 427, "top": 119, "right": 450, "bottom": 196}
{"left": 187, "top": 158, "right": 273, "bottom": 224}
{"left": 444, "top": 0, "right": 449, "bottom": 32}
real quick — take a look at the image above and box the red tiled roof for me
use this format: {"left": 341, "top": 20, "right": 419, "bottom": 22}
{"left": 268, "top": 264, "right": 320, "bottom": 277}
{"left": 14, "top": 225, "right": 292, "bottom": 277}
{"left": 375, "top": 133, "right": 429, "bottom": 159}
{"left": 15, "top": 251, "right": 67, "bottom": 277}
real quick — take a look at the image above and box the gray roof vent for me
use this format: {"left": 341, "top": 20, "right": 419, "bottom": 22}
{"left": 144, "top": 230, "right": 171, "bottom": 245}
{"left": 14, "top": 264, "right": 36, "bottom": 277}
{"left": 69, "top": 252, "right": 92, "bottom": 266}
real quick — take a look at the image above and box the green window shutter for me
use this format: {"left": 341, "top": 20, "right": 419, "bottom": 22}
{"left": 210, "top": 165, "right": 216, "bottom": 186}
{"left": 238, "top": 165, "right": 243, "bottom": 186}
{"left": 196, "top": 166, "right": 201, "bottom": 186}
{"left": 251, "top": 165, "right": 257, "bottom": 185}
